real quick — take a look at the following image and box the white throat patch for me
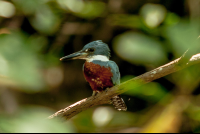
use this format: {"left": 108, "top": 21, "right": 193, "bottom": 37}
{"left": 86, "top": 55, "right": 109, "bottom": 62}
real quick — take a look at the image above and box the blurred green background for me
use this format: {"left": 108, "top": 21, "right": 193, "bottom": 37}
{"left": 0, "top": 0, "right": 199, "bottom": 133}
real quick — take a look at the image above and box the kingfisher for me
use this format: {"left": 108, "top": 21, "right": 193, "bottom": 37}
{"left": 60, "top": 40, "right": 127, "bottom": 111}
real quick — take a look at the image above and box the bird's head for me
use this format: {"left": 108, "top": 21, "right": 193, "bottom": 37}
{"left": 60, "top": 40, "right": 110, "bottom": 62}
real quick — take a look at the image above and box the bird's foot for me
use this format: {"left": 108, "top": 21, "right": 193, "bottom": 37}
{"left": 105, "top": 88, "right": 109, "bottom": 92}
{"left": 92, "top": 91, "right": 98, "bottom": 96}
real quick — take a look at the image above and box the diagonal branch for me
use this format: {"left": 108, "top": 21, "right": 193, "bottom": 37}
{"left": 48, "top": 53, "right": 200, "bottom": 120}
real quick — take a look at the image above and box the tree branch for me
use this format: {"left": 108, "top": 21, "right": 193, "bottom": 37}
{"left": 48, "top": 53, "right": 200, "bottom": 120}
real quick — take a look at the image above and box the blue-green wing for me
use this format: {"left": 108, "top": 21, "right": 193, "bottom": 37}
{"left": 108, "top": 61, "right": 120, "bottom": 85}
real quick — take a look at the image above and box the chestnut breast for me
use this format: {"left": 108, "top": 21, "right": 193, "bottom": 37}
{"left": 83, "top": 61, "right": 114, "bottom": 92}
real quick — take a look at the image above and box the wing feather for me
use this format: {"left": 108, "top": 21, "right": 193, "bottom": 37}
{"left": 108, "top": 61, "right": 120, "bottom": 85}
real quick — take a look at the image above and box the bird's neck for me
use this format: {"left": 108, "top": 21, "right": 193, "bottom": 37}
{"left": 86, "top": 55, "right": 109, "bottom": 62}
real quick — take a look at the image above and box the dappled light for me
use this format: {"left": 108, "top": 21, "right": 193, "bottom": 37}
{"left": 0, "top": 106, "right": 75, "bottom": 133}
{"left": 113, "top": 32, "right": 167, "bottom": 66}
{"left": 0, "top": 0, "right": 199, "bottom": 133}
{"left": 0, "top": 1, "right": 15, "bottom": 18}
{"left": 140, "top": 3, "right": 167, "bottom": 28}
{"left": 92, "top": 107, "right": 113, "bottom": 127}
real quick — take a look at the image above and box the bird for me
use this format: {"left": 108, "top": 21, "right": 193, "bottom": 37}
{"left": 60, "top": 40, "right": 127, "bottom": 111}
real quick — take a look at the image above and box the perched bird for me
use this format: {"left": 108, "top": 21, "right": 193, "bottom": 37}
{"left": 60, "top": 40, "right": 127, "bottom": 111}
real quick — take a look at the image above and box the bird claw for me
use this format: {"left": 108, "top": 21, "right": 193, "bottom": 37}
{"left": 92, "top": 91, "right": 98, "bottom": 96}
{"left": 105, "top": 88, "right": 109, "bottom": 92}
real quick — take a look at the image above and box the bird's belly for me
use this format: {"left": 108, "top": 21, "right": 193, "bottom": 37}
{"left": 83, "top": 62, "right": 113, "bottom": 92}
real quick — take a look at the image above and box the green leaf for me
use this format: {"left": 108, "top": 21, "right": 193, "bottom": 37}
{"left": 140, "top": 3, "right": 167, "bottom": 28}
{"left": 108, "top": 14, "right": 142, "bottom": 28}
{"left": 12, "top": 0, "right": 49, "bottom": 15}
{"left": 165, "top": 20, "right": 200, "bottom": 58}
{"left": 113, "top": 32, "right": 167, "bottom": 66}
{"left": 0, "top": 32, "right": 46, "bottom": 92}
{"left": 0, "top": 106, "right": 75, "bottom": 133}
{"left": 30, "top": 5, "right": 61, "bottom": 35}
{"left": 125, "top": 81, "right": 167, "bottom": 102}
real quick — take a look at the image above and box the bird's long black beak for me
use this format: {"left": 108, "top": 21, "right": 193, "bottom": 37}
{"left": 60, "top": 50, "right": 88, "bottom": 61}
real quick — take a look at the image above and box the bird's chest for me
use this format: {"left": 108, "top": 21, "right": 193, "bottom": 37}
{"left": 83, "top": 61, "right": 113, "bottom": 91}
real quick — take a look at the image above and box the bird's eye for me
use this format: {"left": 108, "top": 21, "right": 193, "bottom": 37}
{"left": 86, "top": 48, "right": 95, "bottom": 52}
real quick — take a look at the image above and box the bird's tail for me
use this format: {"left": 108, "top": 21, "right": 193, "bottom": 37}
{"left": 111, "top": 95, "right": 127, "bottom": 111}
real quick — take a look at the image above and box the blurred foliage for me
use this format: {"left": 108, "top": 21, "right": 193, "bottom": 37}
{"left": 0, "top": 31, "right": 46, "bottom": 91}
{"left": 165, "top": 20, "right": 200, "bottom": 58}
{"left": 0, "top": 106, "right": 75, "bottom": 133}
{"left": 57, "top": 0, "right": 106, "bottom": 19}
{"left": 113, "top": 32, "right": 167, "bottom": 66}
{"left": 0, "top": 0, "right": 199, "bottom": 133}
